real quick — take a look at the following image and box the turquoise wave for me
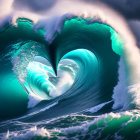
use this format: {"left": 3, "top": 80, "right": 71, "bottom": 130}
{"left": 0, "top": 17, "right": 122, "bottom": 119}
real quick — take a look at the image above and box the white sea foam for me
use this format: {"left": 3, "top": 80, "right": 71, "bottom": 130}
{"left": 2, "top": 126, "right": 50, "bottom": 140}
{"left": 112, "top": 57, "right": 128, "bottom": 110}
{"left": 39, "top": 101, "right": 58, "bottom": 112}
{"left": 113, "top": 57, "right": 140, "bottom": 110}
{"left": 28, "top": 94, "right": 43, "bottom": 109}
{"left": 85, "top": 101, "right": 112, "bottom": 113}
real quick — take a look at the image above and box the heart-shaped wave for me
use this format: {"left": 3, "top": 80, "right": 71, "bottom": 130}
{"left": 25, "top": 57, "right": 78, "bottom": 99}
{"left": 5, "top": 17, "right": 122, "bottom": 102}
{"left": 15, "top": 48, "right": 99, "bottom": 100}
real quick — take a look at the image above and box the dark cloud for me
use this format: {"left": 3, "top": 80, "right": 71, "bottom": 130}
{"left": 13, "top": 0, "right": 57, "bottom": 12}
{"left": 128, "top": 20, "right": 140, "bottom": 48}
{"left": 85, "top": 0, "right": 140, "bottom": 20}
{"left": 101, "top": 0, "right": 140, "bottom": 19}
